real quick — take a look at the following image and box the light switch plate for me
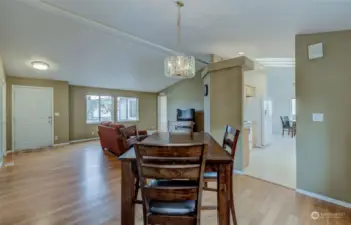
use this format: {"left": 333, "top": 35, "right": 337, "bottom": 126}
{"left": 308, "top": 42, "right": 323, "bottom": 60}
{"left": 54, "top": 112, "right": 60, "bottom": 116}
{"left": 312, "top": 113, "right": 324, "bottom": 122}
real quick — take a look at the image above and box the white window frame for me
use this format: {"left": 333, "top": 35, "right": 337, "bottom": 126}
{"left": 117, "top": 97, "right": 139, "bottom": 122}
{"left": 86, "top": 95, "right": 114, "bottom": 124}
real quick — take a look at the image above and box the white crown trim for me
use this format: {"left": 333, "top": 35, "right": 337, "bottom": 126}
{"left": 256, "top": 58, "right": 295, "bottom": 68}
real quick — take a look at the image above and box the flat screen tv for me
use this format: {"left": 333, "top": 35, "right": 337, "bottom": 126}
{"left": 177, "top": 108, "right": 195, "bottom": 122}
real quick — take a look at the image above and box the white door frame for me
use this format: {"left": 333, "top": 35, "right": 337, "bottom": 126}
{"left": 12, "top": 85, "right": 54, "bottom": 151}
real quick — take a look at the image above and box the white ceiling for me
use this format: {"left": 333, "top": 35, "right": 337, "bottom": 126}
{"left": 0, "top": 0, "right": 351, "bottom": 92}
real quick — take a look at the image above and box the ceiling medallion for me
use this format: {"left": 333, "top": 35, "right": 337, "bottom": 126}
{"left": 164, "top": 1, "right": 195, "bottom": 79}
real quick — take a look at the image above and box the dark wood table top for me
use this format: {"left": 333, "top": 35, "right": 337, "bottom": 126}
{"left": 119, "top": 132, "right": 232, "bottom": 163}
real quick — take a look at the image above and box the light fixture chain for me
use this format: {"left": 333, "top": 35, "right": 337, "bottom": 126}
{"left": 176, "top": 1, "right": 183, "bottom": 47}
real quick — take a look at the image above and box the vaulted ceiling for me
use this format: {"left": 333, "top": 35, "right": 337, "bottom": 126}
{"left": 0, "top": 0, "right": 351, "bottom": 92}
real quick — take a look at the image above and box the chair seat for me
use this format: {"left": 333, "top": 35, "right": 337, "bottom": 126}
{"left": 204, "top": 172, "right": 218, "bottom": 179}
{"left": 149, "top": 200, "right": 195, "bottom": 215}
{"left": 147, "top": 180, "right": 197, "bottom": 215}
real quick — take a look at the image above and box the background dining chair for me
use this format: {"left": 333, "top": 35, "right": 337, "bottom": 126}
{"left": 120, "top": 125, "right": 149, "bottom": 205}
{"left": 202, "top": 125, "right": 240, "bottom": 225}
{"left": 168, "top": 121, "right": 194, "bottom": 133}
{"left": 280, "top": 116, "right": 292, "bottom": 136}
{"left": 134, "top": 143, "right": 207, "bottom": 225}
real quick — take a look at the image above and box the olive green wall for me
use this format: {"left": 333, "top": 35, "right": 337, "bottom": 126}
{"left": 159, "top": 72, "right": 204, "bottom": 132}
{"left": 6, "top": 77, "right": 157, "bottom": 148}
{"left": 296, "top": 30, "right": 351, "bottom": 203}
{"left": 0, "top": 57, "right": 6, "bottom": 158}
{"left": 69, "top": 85, "right": 157, "bottom": 141}
{"left": 6, "top": 76, "right": 70, "bottom": 149}
{"left": 209, "top": 67, "right": 244, "bottom": 170}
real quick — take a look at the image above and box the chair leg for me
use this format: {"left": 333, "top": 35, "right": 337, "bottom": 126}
{"left": 229, "top": 172, "right": 238, "bottom": 225}
{"left": 282, "top": 128, "right": 284, "bottom": 136}
{"left": 134, "top": 177, "right": 139, "bottom": 202}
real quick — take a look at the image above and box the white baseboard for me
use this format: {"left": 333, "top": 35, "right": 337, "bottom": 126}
{"left": 296, "top": 189, "right": 351, "bottom": 209}
{"left": 53, "top": 142, "right": 70, "bottom": 147}
{"left": 70, "top": 137, "right": 99, "bottom": 144}
{"left": 233, "top": 169, "right": 244, "bottom": 175}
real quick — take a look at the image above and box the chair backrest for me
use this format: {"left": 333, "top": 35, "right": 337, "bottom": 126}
{"left": 120, "top": 125, "right": 139, "bottom": 150}
{"left": 222, "top": 125, "right": 240, "bottom": 160}
{"left": 168, "top": 121, "right": 194, "bottom": 133}
{"left": 135, "top": 143, "right": 207, "bottom": 225}
{"left": 280, "top": 116, "right": 290, "bottom": 128}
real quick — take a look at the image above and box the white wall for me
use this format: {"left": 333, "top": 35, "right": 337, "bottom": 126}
{"left": 244, "top": 69, "right": 267, "bottom": 146}
{"left": 0, "top": 57, "right": 6, "bottom": 161}
{"left": 267, "top": 68, "right": 295, "bottom": 134}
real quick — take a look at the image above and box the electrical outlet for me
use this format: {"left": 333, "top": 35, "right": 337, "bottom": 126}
{"left": 92, "top": 132, "right": 95, "bottom": 136}
{"left": 55, "top": 136, "right": 58, "bottom": 141}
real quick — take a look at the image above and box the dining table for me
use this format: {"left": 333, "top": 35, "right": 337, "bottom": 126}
{"left": 118, "top": 132, "right": 233, "bottom": 225}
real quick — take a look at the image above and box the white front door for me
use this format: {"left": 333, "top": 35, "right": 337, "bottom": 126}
{"left": 13, "top": 86, "right": 53, "bottom": 151}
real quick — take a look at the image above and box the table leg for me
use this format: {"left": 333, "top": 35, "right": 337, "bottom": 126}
{"left": 217, "top": 164, "right": 230, "bottom": 225}
{"left": 121, "top": 161, "right": 135, "bottom": 225}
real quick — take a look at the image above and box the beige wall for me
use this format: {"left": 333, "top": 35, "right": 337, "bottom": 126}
{"left": 6, "top": 76, "right": 70, "bottom": 149}
{"left": 160, "top": 73, "right": 204, "bottom": 132}
{"left": 69, "top": 85, "right": 157, "bottom": 140}
{"left": 0, "top": 57, "right": 6, "bottom": 157}
{"left": 209, "top": 67, "right": 244, "bottom": 170}
{"left": 296, "top": 30, "right": 351, "bottom": 202}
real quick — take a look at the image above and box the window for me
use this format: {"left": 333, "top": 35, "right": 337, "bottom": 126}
{"left": 291, "top": 98, "right": 296, "bottom": 118}
{"left": 117, "top": 97, "right": 139, "bottom": 122}
{"left": 86, "top": 95, "right": 113, "bottom": 124}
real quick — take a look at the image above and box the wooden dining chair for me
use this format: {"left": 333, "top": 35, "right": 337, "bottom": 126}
{"left": 168, "top": 121, "right": 194, "bottom": 133}
{"left": 203, "top": 125, "right": 240, "bottom": 225}
{"left": 120, "top": 125, "right": 148, "bottom": 205}
{"left": 134, "top": 143, "right": 207, "bottom": 225}
{"left": 280, "top": 116, "right": 292, "bottom": 136}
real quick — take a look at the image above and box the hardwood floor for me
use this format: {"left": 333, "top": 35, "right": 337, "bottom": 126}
{"left": 0, "top": 141, "right": 350, "bottom": 225}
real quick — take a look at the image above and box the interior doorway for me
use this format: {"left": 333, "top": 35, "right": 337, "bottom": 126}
{"left": 157, "top": 94, "right": 167, "bottom": 132}
{"left": 243, "top": 67, "right": 296, "bottom": 189}
{"left": 12, "top": 85, "right": 53, "bottom": 151}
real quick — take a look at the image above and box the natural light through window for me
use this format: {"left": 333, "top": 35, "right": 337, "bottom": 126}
{"left": 86, "top": 95, "right": 113, "bottom": 124}
{"left": 117, "top": 97, "right": 139, "bottom": 122}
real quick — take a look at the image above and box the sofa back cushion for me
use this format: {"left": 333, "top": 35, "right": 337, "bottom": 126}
{"left": 108, "top": 123, "right": 125, "bottom": 135}
{"left": 100, "top": 121, "right": 112, "bottom": 126}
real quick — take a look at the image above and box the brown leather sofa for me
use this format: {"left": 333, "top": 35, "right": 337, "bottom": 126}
{"left": 98, "top": 122, "right": 147, "bottom": 156}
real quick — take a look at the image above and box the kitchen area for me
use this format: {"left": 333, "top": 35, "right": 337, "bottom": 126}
{"left": 242, "top": 67, "right": 296, "bottom": 189}
{"left": 242, "top": 71, "right": 273, "bottom": 169}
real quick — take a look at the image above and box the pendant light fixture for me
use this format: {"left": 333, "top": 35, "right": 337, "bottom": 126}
{"left": 164, "top": 1, "right": 195, "bottom": 79}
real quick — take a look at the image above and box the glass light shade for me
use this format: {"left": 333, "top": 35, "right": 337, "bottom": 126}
{"left": 31, "top": 61, "right": 49, "bottom": 70}
{"left": 164, "top": 56, "right": 195, "bottom": 78}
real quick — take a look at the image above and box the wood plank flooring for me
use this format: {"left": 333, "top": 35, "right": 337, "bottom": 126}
{"left": 0, "top": 141, "right": 350, "bottom": 225}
